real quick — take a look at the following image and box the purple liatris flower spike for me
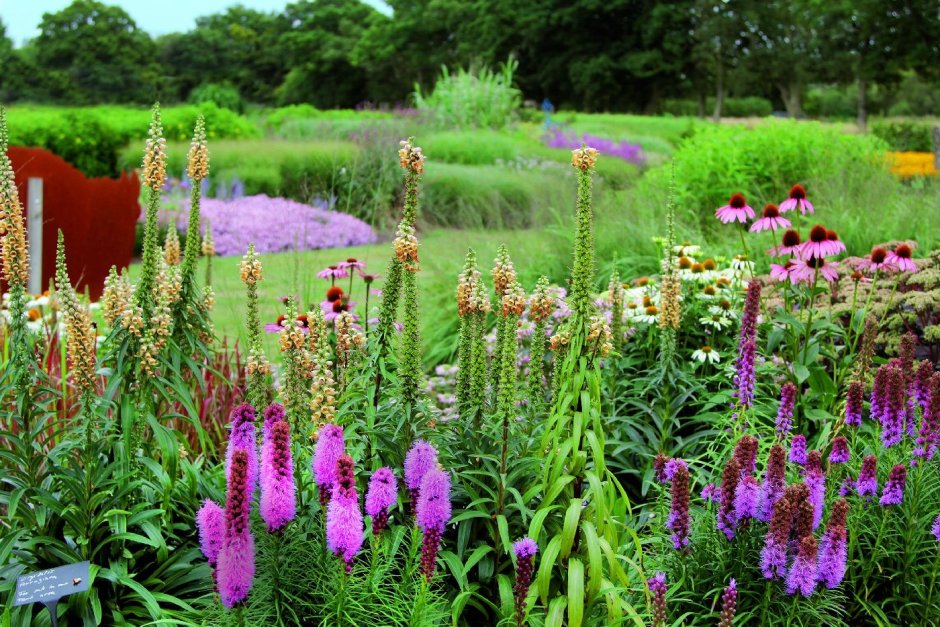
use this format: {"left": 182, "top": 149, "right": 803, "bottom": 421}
{"left": 664, "top": 457, "right": 687, "bottom": 482}
{"left": 881, "top": 365, "right": 905, "bottom": 447}
{"left": 734, "top": 475, "right": 760, "bottom": 522}
{"left": 845, "top": 380, "right": 864, "bottom": 427}
{"left": 512, "top": 538, "right": 538, "bottom": 626}
{"left": 776, "top": 382, "right": 797, "bottom": 437}
{"left": 263, "top": 402, "right": 286, "bottom": 436}
{"left": 217, "top": 450, "right": 255, "bottom": 608}
{"left": 701, "top": 483, "right": 719, "bottom": 503}
{"left": 653, "top": 452, "right": 669, "bottom": 483}
{"left": 260, "top": 420, "right": 296, "bottom": 532}
{"left": 789, "top": 434, "right": 807, "bottom": 465}
{"left": 732, "top": 435, "right": 759, "bottom": 476}
{"left": 879, "top": 464, "right": 907, "bottom": 506}
{"left": 871, "top": 365, "right": 888, "bottom": 424}
{"left": 817, "top": 498, "right": 849, "bottom": 588}
{"left": 225, "top": 403, "right": 258, "bottom": 497}
{"left": 717, "top": 457, "right": 742, "bottom": 540}
{"left": 196, "top": 499, "right": 225, "bottom": 566}
{"left": 718, "top": 579, "right": 737, "bottom": 627}
{"left": 758, "top": 445, "right": 787, "bottom": 523}
{"left": 313, "top": 424, "right": 345, "bottom": 506}
{"left": 805, "top": 450, "right": 826, "bottom": 529}
{"left": 365, "top": 467, "right": 397, "bottom": 536}
{"left": 857, "top": 455, "right": 878, "bottom": 499}
{"left": 913, "top": 360, "right": 934, "bottom": 413}
{"left": 786, "top": 535, "right": 818, "bottom": 597}
{"left": 839, "top": 475, "right": 855, "bottom": 496}
{"left": 828, "top": 436, "right": 850, "bottom": 464}
{"left": 326, "top": 455, "right": 364, "bottom": 570}
{"left": 416, "top": 468, "right": 451, "bottom": 582}
{"left": 648, "top": 572, "right": 667, "bottom": 627}
{"left": 761, "top": 487, "right": 795, "bottom": 579}
{"left": 405, "top": 440, "right": 439, "bottom": 514}
{"left": 914, "top": 373, "right": 940, "bottom": 462}
{"left": 932, "top": 514, "right": 940, "bottom": 543}
{"left": 732, "top": 281, "right": 761, "bottom": 409}
{"left": 667, "top": 462, "right": 690, "bottom": 550}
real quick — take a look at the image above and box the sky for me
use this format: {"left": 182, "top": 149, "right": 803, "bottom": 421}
{"left": 0, "top": 0, "right": 390, "bottom": 46}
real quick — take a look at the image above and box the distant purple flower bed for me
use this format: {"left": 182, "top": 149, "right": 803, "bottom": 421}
{"left": 182, "top": 194, "right": 377, "bottom": 257}
{"left": 544, "top": 128, "right": 646, "bottom": 166}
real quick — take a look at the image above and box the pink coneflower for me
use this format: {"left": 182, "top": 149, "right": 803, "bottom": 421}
{"left": 770, "top": 260, "right": 800, "bottom": 284}
{"left": 326, "top": 286, "right": 345, "bottom": 302}
{"left": 825, "top": 230, "right": 846, "bottom": 255}
{"left": 317, "top": 265, "right": 349, "bottom": 280}
{"left": 799, "top": 225, "right": 838, "bottom": 259}
{"left": 780, "top": 184, "right": 814, "bottom": 215}
{"left": 886, "top": 244, "right": 917, "bottom": 273}
{"left": 716, "top": 193, "right": 755, "bottom": 224}
{"left": 750, "top": 203, "right": 791, "bottom": 232}
{"left": 769, "top": 229, "right": 802, "bottom": 257}
{"left": 793, "top": 256, "right": 839, "bottom": 283}
{"left": 338, "top": 257, "right": 366, "bottom": 271}
{"left": 864, "top": 247, "right": 895, "bottom": 272}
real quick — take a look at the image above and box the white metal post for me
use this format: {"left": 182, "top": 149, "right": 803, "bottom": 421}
{"left": 27, "top": 177, "right": 43, "bottom": 295}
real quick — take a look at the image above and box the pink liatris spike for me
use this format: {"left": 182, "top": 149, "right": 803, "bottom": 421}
{"left": 416, "top": 468, "right": 451, "bottom": 581}
{"left": 260, "top": 418, "right": 296, "bottom": 532}
{"left": 326, "top": 454, "right": 363, "bottom": 571}
{"left": 216, "top": 450, "right": 256, "bottom": 608}
{"left": 365, "top": 467, "right": 397, "bottom": 536}
{"left": 313, "top": 423, "right": 345, "bottom": 506}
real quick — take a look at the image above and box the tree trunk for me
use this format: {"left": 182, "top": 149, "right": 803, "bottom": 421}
{"left": 778, "top": 81, "right": 802, "bottom": 118}
{"left": 857, "top": 78, "right": 868, "bottom": 131}
{"left": 712, "top": 59, "right": 725, "bottom": 121}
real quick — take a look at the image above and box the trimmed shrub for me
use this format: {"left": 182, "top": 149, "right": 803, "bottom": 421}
{"left": 871, "top": 120, "right": 934, "bottom": 152}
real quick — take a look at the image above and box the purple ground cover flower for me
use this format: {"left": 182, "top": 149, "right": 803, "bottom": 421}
{"left": 365, "top": 467, "right": 398, "bottom": 536}
{"left": 179, "top": 194, "right": 376, "bottom": 256}
{"left": 544, "top": 128, "right": 646, "bottom": 166}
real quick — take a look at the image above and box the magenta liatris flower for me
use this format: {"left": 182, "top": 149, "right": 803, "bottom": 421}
{"left": 217, "top": 450, "right": 255, "bottom": 608}
{"left": 653, "top": 452, "right": 669, "bottom": 483}
{"left": 313, "top": 423, "right": 345, "bottom": 506}
{"left": 715, "top": 193, "right": 754, "bottom": 224}
{"left": 225, "top": 403, "right": 258, "bottom": 498}
{"left": 405, "top": 440, "right": 439, "bottom": 514}
{"left": 914, "top": 372, "right": 940, "bottom": 462}
{"left": 750, "top": 203, "right": 790, "bottom": 233}
{"left": 870, "top": 364, "right": 888, "bottom": 422}
{"left": 648, "top": 572, "right": 667, "bottom": 627}
{"left": 733, "top": 282, "right": 761, "bottom": 408}
{"left": 196, "top": 499, "right": 225, "bottom": 566}
{"left": 845, "top": 380, "right": 864, "bottom": 427}
{"left": 761, "top": 488, "right": 795, "bottom": 579}
{"left": 776, "top": 382, "right": 797, "bottom": 438}
{"left": 664, "top": 457, "right": 687, "bottom": 482}
{"left": 757, "top": 444, "right": 787, "bottom": 523}
{"left": 879, "top": 464, "right": 907, "bottom": 506}
{"left": 512, "top": 537, "right": 538, "bottom": 626}
{"left": 701, "top": 483, "right": 719, "bottom": 503}
{"left": 786, "top": 534, "right": 819, "bottom": 596}
{"left": 780, "top": 184, "right": 814, "bottom": 215}
{"left": 817, "top": 498, "right": 849, "bottom": 588}
{"left": 857, "top": 455, "right": 878, "bottom": 499}
{"left": 416, "top": 468, "right": 451, "bottom": 582}
{"left": 717, "top": 457, "right": 742, "bottom": 540}
{"left": 789, "top": 434, "right": 807, "bottom": 465}
{"left": 838, "top": 475, "right": 855, "bottom": 497}
{"left": 805, "top": 450, "right": 825, "bottom": 529}
{"left": 913, "top": 360, "right": 933, "bottom": 414}
{"left": 733, "top": 435, "right": 759, "bottom": 476}
{"left": 828, "top": 436, "right": 850, "bottom": 464}
{"left": 932, "top": 514, "right": 940, "bottom": 544}
{"left": 365, "top": 467, "right": 398, "bottom": 536}
{"left": 881, "top": 365, "right": 906, "bottom": 448}
{"left": 263, "top": 402, "right": 286, "bottom": 436}
{"left": 718, "top": 579, "right": 737, "bottom": 627}
{"left": 260, "top": 420, "right": 296, "bottom": 532}
{"left": 326, "top": 454, "right": 364, "bottom": 571}
{"left": 734, "top": 475, "right": 760, "bottom": 522}
{"left": 668, "top": 462, "right": 690, "bottom": 550}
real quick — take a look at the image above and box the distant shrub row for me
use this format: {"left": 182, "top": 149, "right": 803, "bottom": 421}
{"left": 871, "top": 120, "right": 936, "bottom": 152}
{"left": 662, "top": 97, "right": 773, "bottom": 118}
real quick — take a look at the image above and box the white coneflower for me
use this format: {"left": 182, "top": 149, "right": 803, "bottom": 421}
{"left": 692, "top": 346, "right": 720, "bottom": 365}
{"left": 699, "top": 314, "right": 733, "bottom": 330}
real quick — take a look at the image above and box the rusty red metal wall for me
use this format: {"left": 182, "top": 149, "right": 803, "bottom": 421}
{"left": 4, "top": 146, "right": 140, "bottom": 300}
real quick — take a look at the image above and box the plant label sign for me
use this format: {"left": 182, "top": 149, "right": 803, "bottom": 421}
{"left": 13, "top": 561, "right": 90, "bottom": 607}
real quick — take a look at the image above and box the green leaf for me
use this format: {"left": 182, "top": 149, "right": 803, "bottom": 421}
{"left": 567, "top": 558, "right": 584, "bottom": 627}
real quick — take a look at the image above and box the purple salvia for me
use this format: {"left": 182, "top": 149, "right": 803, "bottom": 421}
{"left": 512, "top": 538, "right": 538, "bottom": 626}
{"left": 857, "top": 455, "right": 878, "bottom": 499}
{"left": 217, "top": 450, "right": 255, "bottom": 608}
{"left": 776, "top": 382, "right": 797, "bottom": 437}
{"left": 805, "top": 450, "right": 825, "bottom": 530}
{"left": 668, "top": 462, "right": 690, "bottom": 550}
{"left": 262, "top": 402, "right": 286, "bottom": 436}
{"left": 789, "top": 434, "right": 807, "bottom": 466}
{"left": 845, "top": 380, "right": 864, "bottom": 427}
{"left": 313, "top": 423, "right": 345, "bottom": 506}
{"left": 786, "top": 534, "right": 818, "bottom": 597}
{"left": 718, "top": 579, "right": 737, "bottom": 627}
{"left": 757, "top": 444, "right": 787, "bottom": 523}
{"left": 648, "top": 572, "right": 667, "bottom": 627}
{"left": 225, "top": 403, "right": 258, "bottom": 497}
{"left": 326, "top": 454, "right": 364, "bottom": 570}
{"left": 828, "top": 436, "right": 850, "bottom": 464}
{"left": 416, "top": 468, "right": 452, "bottom": 582}
{"left": 405, "top": 440, "right": 439, "bottom": 514}
{"left": 734, "top": 475, "right": 760, "bottom": 522}
{"left": 259, "top": 419, "right": 296, "bottom": 532}
{"left": 879, "top": 464, "right": 908, "bottom": 506}
{"left": 817, "top": 498, "right": 849, "bottom": 588}
{"left": 365, "top": 467, "right": 398, "bottom": 536}
{"left": 196, "top": 499, "right": 225, "bottom": 567}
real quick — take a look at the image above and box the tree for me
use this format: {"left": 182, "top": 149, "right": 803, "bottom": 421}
{"left": 33, "top": 0, "right": 160, "bottom": 104}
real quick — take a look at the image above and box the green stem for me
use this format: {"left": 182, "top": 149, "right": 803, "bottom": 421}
{"left": 799, "top": 267, "right": 820, "bottom": 365}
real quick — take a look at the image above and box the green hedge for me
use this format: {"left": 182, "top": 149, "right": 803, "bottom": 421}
{"left": 6, "top": 104, "right": 259, "bottom": 177}
{"left": 870, "top": 120, "right": 935, "bottom": 152}
{"left": 662, "top": 97, "right": 774, "bottom": 118}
